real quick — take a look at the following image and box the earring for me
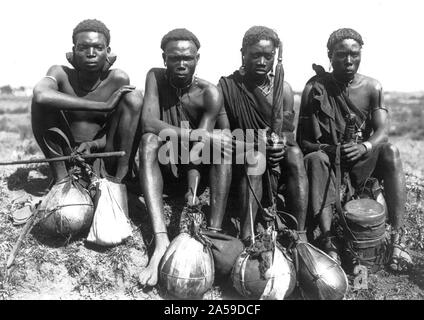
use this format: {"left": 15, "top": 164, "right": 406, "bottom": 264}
{"left": 239, "top": 65, "right": 246, "bottom": 76}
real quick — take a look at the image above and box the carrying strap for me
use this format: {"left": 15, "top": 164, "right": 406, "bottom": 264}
{"left": 334, "top": 144, "right": 357, "bottom": 241}
{"left": 243, "top": 164, "right": 298, "bottom": 232}
{"left": 259, "top": 230, "right": 278, "bottom": 300}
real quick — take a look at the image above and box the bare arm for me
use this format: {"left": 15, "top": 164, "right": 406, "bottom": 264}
{"left": 142, "top": 70, "right": 198, "bottom": 140}
{"left": 76, "top": 134, "right": 106, "bottom": 154}
{"left": 32, "top": 66, "right": 133, "bottom": 112}
{"left": 215, "top": 86, "right": 255, "bottom": 154}
{"left": 189, "top": 83, "right": 224, "bottom": 156}
{"left": 281, "top": 81, "right": 295, "bottom": 142}
{"left": 267, "top": 81, "right": 296, "bottom": 165}
{"left": 297, "top": 82, "right": 320, "bottom": 154}
{"left": 367, "top": 82, "right": 389, "bottom": 145}
{"left": 197, "top": 83, "right": 223, "bottom": 134}
{"left": 343, "top": 81, "right": 389, "bottom": 162}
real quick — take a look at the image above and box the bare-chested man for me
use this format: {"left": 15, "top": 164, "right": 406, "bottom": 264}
{"left": 297, "top": 28, "right": 412, "bottom": 271}
{"left": 138, "top": 29, "right": 231, "bottom": 286}
{"left": 217, "top": 26, "right": 309, "bottom": 241}
{"left": 32, "top": 19, "right": 143, "bottom": 184}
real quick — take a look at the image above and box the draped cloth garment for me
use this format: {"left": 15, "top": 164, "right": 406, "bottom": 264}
{"left": 297, "top": 69, "right": 383, "bottom": 216}
{"left": 218, "top": 71, "right": 295, "bottom": 207}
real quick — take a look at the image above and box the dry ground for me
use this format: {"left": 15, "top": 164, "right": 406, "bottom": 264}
{"left": 0, "top": 94, "right": 423, "bottom": 300}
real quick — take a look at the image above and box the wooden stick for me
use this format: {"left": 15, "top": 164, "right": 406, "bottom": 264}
{"left": 0, "top": 151, "right": 126, "bottom": 166}
{"left": 250, "top": 202, "right": 255, "bottom": 245}
{"left": 192, "top": 176, "right": 199, "bottom": 206}
{"left": 6, "top": 207, "right": 41, "bottom": 269}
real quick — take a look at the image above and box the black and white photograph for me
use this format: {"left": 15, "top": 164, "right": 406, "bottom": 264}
{"left": 0, "top": 0, "right": 423, "bottom": 303}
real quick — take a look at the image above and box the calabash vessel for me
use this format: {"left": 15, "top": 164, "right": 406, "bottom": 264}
{"left": 38, "top": 176, "right": 94, "bottom": 237}
{"left": 296, "top": 242, "right": 348, "bottom": 300}
{"left": 158, "top": 211, "right": 214, "bottom": 299}
{"left": 231, "top": 239, "right": 296, "bottom": 300}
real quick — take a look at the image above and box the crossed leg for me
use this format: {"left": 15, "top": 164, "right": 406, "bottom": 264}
{"left": 31, "top": 101, "right": 73, "bottom": 183}
{"left": 103, "top": 90, "right": 143, "bottom": 181}
{"left": 138, "top": 132, "right": 170, "bottom": 286}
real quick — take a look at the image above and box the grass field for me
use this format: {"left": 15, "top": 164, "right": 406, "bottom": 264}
{"left": 0, "top": 93, "right": 423, "bottom": 300}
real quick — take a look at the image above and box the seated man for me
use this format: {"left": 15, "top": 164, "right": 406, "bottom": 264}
{"left": 217, "top": 26, "right": 309, "bottom": 242}
{"left": 297, "top": 28, "right": 412, "bottom": 271}
{"left": 32, "top": 19, "right": 143, "bottom": 184}
{"left": 139, "top": 28, "right": 231, "bottom": 286}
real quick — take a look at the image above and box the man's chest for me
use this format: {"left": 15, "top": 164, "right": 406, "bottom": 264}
{"left": 342, "top": 86, "right": 372, "bottom": 115}
{"left": 60, "top": 77, "right": 118, "bottom": 102}
{"left": 60, "top": 79, "right": 119, "bottom": 123}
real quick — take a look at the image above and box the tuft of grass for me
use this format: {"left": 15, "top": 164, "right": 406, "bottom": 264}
{"left": 389, "top": 98, "right": 424, "bottom": 140}
{"left": 64, "top": 248, "right": 86, "bottom": 278}
{"left": 124, "top": 274, "right": 142, "bottom": 298}
{"left": 106, "top": 246, "right": 130, "bottom": 280}
{"left": 73, "top": 268, "right": 115, "bottom": 296}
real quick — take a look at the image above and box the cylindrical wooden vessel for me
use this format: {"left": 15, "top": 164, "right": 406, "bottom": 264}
{"left": 343, "top": 199, "right": 388, "bottom": 271}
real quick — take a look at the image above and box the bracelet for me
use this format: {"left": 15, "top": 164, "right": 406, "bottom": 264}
{"left": 362, "top": 141, "right": 373, "bottom": 154}
{"left": 207, "top": 226, "right": 223, "bottom": 233}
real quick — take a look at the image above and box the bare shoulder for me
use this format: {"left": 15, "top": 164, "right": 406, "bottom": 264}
{"left": 46, "top": 65, "right": 70, "bottom": 81}
{"left": 357, "top": 73, "right": 383, "bottom": 94}
{"left": 108, "top": 68, "right": 130, "bottom": 86}
{"left": 145, "top": 68, "right": 164, "bottom": 84}
{"left": 301, "top": 81, "right": 314, "bottom": 99}
{"left": 196, "top": 77, "right": 222, "bottom": 108}
{"left": 283, "top": 80, "right": 294, "bottom": 95}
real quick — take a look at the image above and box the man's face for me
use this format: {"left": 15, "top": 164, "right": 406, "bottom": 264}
{"left": 163, "top": 40, "right": 199, "bottom": 87}
{"left": 73, "top": 31, "right": 110, "bottom": 73}
{"left": 330, "top": 38, "right": 361, "bottom": 80}
{"left": 243, "top": 39, "right": 276, "bottom": 80}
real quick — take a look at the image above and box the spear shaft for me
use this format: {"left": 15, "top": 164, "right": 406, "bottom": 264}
{"left": 0, "top": 151, "right": 125, "bottom": 166}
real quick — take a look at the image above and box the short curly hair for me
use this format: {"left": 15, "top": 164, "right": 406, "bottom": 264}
{"left": 160, "top": 28, "right": 200, "bottom": 51}
{"left": 327, "top": 28, "right": 363, "bottom": 56}
{"left": 242, "top": 26, "right": 280, "bottom": 51}
{"left": 72, "top": 19, "right": 111, "bottom": 45}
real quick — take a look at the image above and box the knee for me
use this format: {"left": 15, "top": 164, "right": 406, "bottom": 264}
{"left": 141, "top": 133, "right": 160, "bottom": 155}
{"left": 380, "top": 143, "right": 401, "bottom": 165}
{"left": 245, "top": 151, "right": 266, "bottom": 176}
{"left": 120, "top": 89, "right": 144, "bottom": 115}
{"left": 285, "top": 146, "right": 304, "bottom": 168}
{"left": 304, "top": 151, "right": 329, "bottom": 168}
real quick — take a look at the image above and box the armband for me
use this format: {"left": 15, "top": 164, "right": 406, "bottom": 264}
{"left": 362, "top": 141, "right": 373, "bottom": 154}
{"left": 371, "top": 106, "right": 389, "bottom": 114}
{"left": 44, "top": 76, "right": 57, "bottom": 83}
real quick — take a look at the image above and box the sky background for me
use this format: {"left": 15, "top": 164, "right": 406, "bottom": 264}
{"left": 0, "top": 0, "right": 422, "bottom": 92}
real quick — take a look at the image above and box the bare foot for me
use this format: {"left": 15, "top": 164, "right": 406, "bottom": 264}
{"left": 389, "top": 229, "right": 413, "bottom": 272}
{"left": 139, "top": 236, "right": 170, "bottom": 287}
{"left": 321, "top": 237, "right": 341, "bottom": 265}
